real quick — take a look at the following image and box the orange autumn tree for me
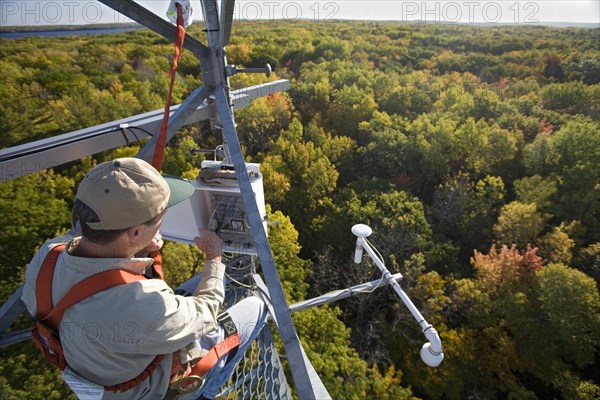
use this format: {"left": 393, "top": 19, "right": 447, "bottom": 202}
{"left": 472, "top": 244, "right": 544, "bottom": 293}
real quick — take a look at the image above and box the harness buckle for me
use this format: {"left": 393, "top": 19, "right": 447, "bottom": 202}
{"left": 217, "top": 312, "right": 237, "bottom": 338}
{"left": 171, "top": 375, "right": 205, "bottom": 394}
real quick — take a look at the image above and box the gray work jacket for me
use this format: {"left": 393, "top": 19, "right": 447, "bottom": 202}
{"left": 22, "top": 236, "right": 225, "bottom": 399}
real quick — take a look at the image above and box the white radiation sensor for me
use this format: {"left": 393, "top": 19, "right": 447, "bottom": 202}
{"left": 420, "top": 342, "right": 444, "bottom": 367}
{"left": 351, "top": 224, "right": 372, "bottom": 264}
{"left": 351, "top": 224, "right": 373, "bottom": 238}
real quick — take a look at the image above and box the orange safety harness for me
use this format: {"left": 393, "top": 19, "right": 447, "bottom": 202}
{"left": 169, "top": 313, "right": 241, "bottom": 393}
{"left": 31, "top": 244, "right": 161, "bottom": 392}
{"left": 31, "top": 244, "right": 240, "bottom": 394}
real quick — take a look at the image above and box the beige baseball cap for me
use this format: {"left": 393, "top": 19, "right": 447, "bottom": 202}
{"left": 75, "top": 158, "right": 194, "bottom": 230}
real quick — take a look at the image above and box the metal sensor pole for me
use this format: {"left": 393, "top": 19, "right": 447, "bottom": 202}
{"left": 351, "top": 224, "right": 444, "bottom": 367}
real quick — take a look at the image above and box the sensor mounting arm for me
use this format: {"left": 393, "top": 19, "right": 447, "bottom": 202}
{"left": 351, "top": 224, "right": 444, "bottom": 367}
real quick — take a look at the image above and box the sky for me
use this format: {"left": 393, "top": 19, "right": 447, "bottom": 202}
{"left": 1, "top": 0, "right": 599, "bottom": 26}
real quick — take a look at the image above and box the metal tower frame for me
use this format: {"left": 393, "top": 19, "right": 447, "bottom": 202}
{"left": 0, "top": 1, "right": 328, "bottom": 398}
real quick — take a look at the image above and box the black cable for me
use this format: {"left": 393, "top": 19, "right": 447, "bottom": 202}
{"left": 119, "top": 128, "right": 131, "bottom": 145}
{"left": 126, "top": 126, "right": 179, "bottom": 170}
{"left": 127, "top": 125, "right": 154, "bottom": 137}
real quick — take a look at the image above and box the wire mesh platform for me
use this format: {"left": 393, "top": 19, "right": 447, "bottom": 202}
{"left": 217, "top": 256, "right": 293, "bottom": 400}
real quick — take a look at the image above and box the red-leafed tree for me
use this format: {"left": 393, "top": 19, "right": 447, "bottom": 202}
{"left": 472, "top": 244, "right": 543, "bottom": 293}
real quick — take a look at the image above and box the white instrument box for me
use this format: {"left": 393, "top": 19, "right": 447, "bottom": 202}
{"left": 160, "top": 161, "right": 267, "bottom": 255}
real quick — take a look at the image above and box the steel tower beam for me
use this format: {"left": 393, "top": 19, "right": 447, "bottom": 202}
{"left": 97, "top": 0, "right": 208, "bottom": 57}
{"left": 189, "top": 0, "right": 324, "bottom": 396}
{"left": 216, "top": 86, "right": 323, "bottom": 400}
{"left": 0, "top": 80, "right": 289, "bottom": 182}
{"left": 221, "top": 0, "right": 236, "bottom": 46}
{"left": 289, "top": 273, "right": 404, "bottom": 313}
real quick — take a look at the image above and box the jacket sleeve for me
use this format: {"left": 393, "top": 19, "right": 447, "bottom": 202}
{"left": 134, "top": 260, "right": 226, "bottom": 355}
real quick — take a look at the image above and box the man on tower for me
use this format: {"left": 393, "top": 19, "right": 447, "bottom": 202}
{"left": 21, "top": 157, "right": 267, "bottom": 399}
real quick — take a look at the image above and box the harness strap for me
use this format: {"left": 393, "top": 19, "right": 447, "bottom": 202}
{"left": 151, "top": 2, "right": 186, "bottom": 170}
{"left": 189, "top": 332, "right": 240, "bottom": 377}
{"left": 104, "top": 354, "right": 165, "bottom": 393}
{"left": 36, "top": 244, "right": 66, "bottom": 319}
{"left": 150, "top": 250, "right": 165, "bottom": 280}
{"left": 169, "top": 313, "right": 241, "bottom": 393}
{"left": 44, "top": 269, "right": 148, "bottom": 328}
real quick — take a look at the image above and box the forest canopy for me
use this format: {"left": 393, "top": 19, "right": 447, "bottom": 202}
{"left": 1, "top": 20, "right": 600, "bottom": 399}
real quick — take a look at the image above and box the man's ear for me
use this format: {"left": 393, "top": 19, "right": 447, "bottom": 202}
{"left": 127, "top": 225, "right": 143, "bottom": 243}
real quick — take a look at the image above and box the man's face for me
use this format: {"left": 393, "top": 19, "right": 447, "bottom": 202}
{"left": 139, "top": 210, "right": 166, "bottom": 249}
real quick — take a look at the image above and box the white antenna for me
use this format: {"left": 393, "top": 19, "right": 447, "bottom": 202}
{"left": 351, "top": 224, "right": 444, "bottom": 367}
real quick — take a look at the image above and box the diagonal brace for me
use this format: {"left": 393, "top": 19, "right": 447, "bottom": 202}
{"left": 136, "top": 85, "right": 208, "bottom": 163}
{"left": 97, "top": 0, "right": 208, "bottom": 58}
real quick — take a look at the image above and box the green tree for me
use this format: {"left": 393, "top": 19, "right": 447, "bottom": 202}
{"left": 311, "top": 37, "right": 351, "bottom": 62}
{"left": 459, "top": 175, "right": 506, "bottom": 252}
{"left": 513, "top": 175, "right": 558, "bottom": 217}
{"left": 0, "top": 343, "right": 75, "bottom": 400}
{"left": 0, "top": 170, "right": 74, "bottom": 276}
{"left": 520, "top": 264, "right": 600, "bottom": 397}
{"left": 524, "top": 120, "right": 600, "bottom": 243}
{"left": 269, "top": 207, "right": 416, "bottom": 399}
{"left": 293, "top": 306, "right": 416, "bottom": 400}
{"left": 540, "top": 81, "right": 597, "bottom": 118}
{"left": 431, "top": 174, "right": 471, "bottom": 237}
{"left": 49, "top": 83, "right": 142, "bottom": 132}
{"left": 260, "top": 119, "right": 339, "bottom": 226}
{"left": 432, "top": 82, "right": 475, "bottom": 122}
{"left": 0, "top": 170, "right": 77, "bottom": 400}
{"left": 235, "top": 93, "right": 293, "bottom": 155}
{"left": 161, "top": 241, "right": 204, "bottom": 289}
{"left": 325, "top": 84, "right": 377, "bottom": 142}
{"left": 267, "top": 207, "right": 310, "bottom": 303}
{"left": 552, "top": 121, "right": 600, "bottom": 242}
{"left": 0, "top": 81, "right": 60, "bottom": 146}
{"left": 289, "top": 77, "right": 332, "bottom": 124}
{"left": 160, "top": 134, "right": 201, "bottom": 179}
{"left": 574, "top": 242, "right": 600, "bottom": 285}
{"left": 538, "top": 226, "right": 575, "bottom": 265}
{"left": 315, "top": 188, "right": 432, "bottom": 263}
{"left": 357, "top": 111, "right": 410, "bottom": 183}
{"left": 570, "top": 58, "right": 600, "bottom": 84}
{"left": 380, "top": 85, "right": 434, "bottom": 120}
{"left": 303, "top": 120, "right": 357, "bottom": 186}
{"left": 493, "top": 202, "right": 545, "bottom": 248}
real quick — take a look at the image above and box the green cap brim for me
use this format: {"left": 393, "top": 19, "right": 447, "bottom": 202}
{"left": 164, "top": 175, "right": 195, "bottom": 208}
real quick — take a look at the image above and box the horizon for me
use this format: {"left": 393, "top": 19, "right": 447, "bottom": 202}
{"left": 1, "top": 1, "right": 599, "bottom": 27}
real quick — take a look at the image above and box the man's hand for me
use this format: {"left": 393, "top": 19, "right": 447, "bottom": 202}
{"left": 194, "top": 230, "right": 222, "bottom": 263}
